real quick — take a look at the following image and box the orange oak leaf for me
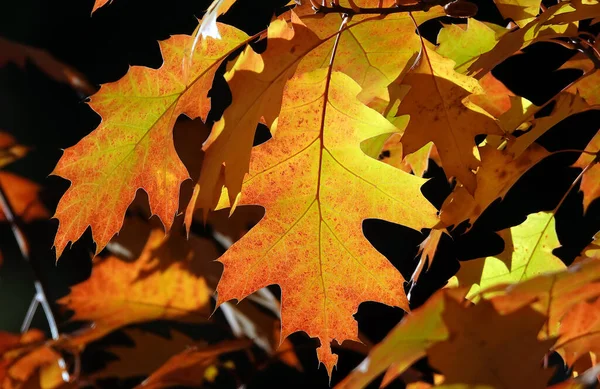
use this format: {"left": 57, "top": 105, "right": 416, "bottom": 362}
{"left": 107, "top": 216, "right": 299, "bottom": 367}
{"left": 0, "top": 172, "right": 49, "bottom": 223}
{"left": 439, "top": 142, "right": 549, "bottom": 228}
{"left": 134, "top": 340, "right": 250, "bottom": 389}
{"left": 186, "top": 14, "right": 322, "bottom": 218}
{"left": 556, "top": 298, "right": 600, "bottom": 367}
{"left": 59, "top": 228, "right": 211, "bottom": 347}
{"left": 573, "top": 130, "right": 600, "bottom": 213}
{"left": 213, "top": 70, "right": 438, "bottom": 377}
{"left": 427, "top": 298, "right": 555, "bottom": 389}
{"left": 0, "top": 330, "right": 67, "bottom": 389}
{"left": 295, "top": 0, "right": 445, "bottom": 105}
{"left": 396, "top": 41, "right": 502, "bottom": 193}
{"left": 335, "top": 289, "right": 467, "bottom": 389}
{"left": 51, "top": 23, "right": 251, "bottom": 258}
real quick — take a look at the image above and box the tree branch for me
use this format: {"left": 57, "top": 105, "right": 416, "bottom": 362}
{"left": 0, "top": 181, "right": 71, "bottom": 381}
{"left": 309, "top": 0, "right": 454, "bottom": 15}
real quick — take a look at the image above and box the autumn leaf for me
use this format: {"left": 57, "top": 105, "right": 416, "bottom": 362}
{"left": 59, "top": 227, "right": 211, "bottom": 347}
{"left": 92, "top": 0, "right": 110, "bottom": 13}
{"left": 0, "top": 132, "right": 28, "bottom": 169}
{"left": 295, "top": 1, "right": 445, "bottom": 105}
{"left": 555, "top": 298, "right": 600, "bottom": 367}
{"left": 480, "top": 257, "right": 600, "bottom": 339}
{"left": 436, "top": 19, "right": 507, "bottom": 74}
{"left": 508, "top": 93, "right": 596, "bottom": 158}
{"left": 395, "top": 40, "right": 502, "bottom": 193}
{"left": 0, "top": 330, "right": 66, "bottom": 389}
{"left": 51, "top": 22, "right": 251, "bottom": 257}
{"left": 186, "top": 14, "right": 322, "bottom": 218}
{"left": 427, "top": 298, "right": 555, "bottom": 389}
{"left": 439, "top": 142, "right": 549, "bottom": 228}
{"left": 92, "top": 329, "right": 200, "bottom": 380}
{"left": 467, "top": 1, "right": 597, "bottom": 78}
{"left": 572, "top": 130, "right": 600, "bottom": 213}
{"left": 0, "top": 172, "right": 49, "bottom": 223}
{"left": 134, "top": 340, "right": 250, "bottom": 389}
{"left": 336, "top": 289, "right": 467, "bottom": 389}
{"left": 493, "top": 0, "right": 543, "bottom": 27}
{"left": 213, "top": 69, "right": 438, "bottom": 376}
{"left": 449, "top": 212, "right": 565, "bottom": 298}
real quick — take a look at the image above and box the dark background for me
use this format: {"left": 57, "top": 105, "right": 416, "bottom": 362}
{"left": 0, "top": 0, "right": 599, "bottom": 387}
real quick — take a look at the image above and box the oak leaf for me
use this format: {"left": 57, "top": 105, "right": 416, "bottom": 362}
{"left": 59, "top": 228, "right": 211, "bottom": 347}
{"left": 213, "top": 69, "right": 438, "bottom": 376}
{"left": 436, "top": 19, "right": 507, "bottom": 74}
{"left": 480, "top": 257, "right": 600, "bottom": 338}
{"left": 427, "top": 298, "right": 555, "bottom": 389}
{"left": 0, "top": 330, "right": 66, "bottom": 389}
{"left": 572, "top": 131, "right": 600, "bottom": 213}
{"left": 186, "top": 14, "right": 322, "bottom": 217}
{"left": 556, "top": 298, "right": 600, "bottom": 366}
{"left": 92, "top": 329, "right": 200, "bottom": 380}
{"left": 295, "top": 1, "right": 444, "bottom": 105}
{"left": 0, "top": 132, "right": 28, "bottom": 169}
{"left": 467, "top": 1, "right": 597, "bottom": 78}
{"left": 336, "top": 289, "right": 467, "bottom": 389}
{"left": 51, "top": 23, "right": 251, "bottom": 257}
{"left": 439, "top": 143, "right": 549, "bottom": 228}
{"left": 395, "top": 41, "right": 502, "bottom": 193}
{"left": 493, "top": 0, "right": 543, "bottom": 27}
{"left": 449, "top": 212, "right": 565, "bottom": 298}
{"left": 134, "top": 340, "right": 250, "bottom": 389}
{"left": 0, "top": 172, "right": 49, "bottom": 223}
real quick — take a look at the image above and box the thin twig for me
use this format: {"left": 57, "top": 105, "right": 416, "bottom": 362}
{"left": 309, "top": 0, "right": 453, "bottom": 15}
{"left": 0, "top": 182, "right": 71, "bottom": 382}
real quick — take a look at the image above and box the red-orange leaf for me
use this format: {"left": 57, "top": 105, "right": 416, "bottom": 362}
{"left": 59, "top": 228, "right": 211, "bottom": 347}
{"left": 52, "top": 24, "right": 250, "bottom": 257}
{"left": 213, "top": 70, "right": 438, "bottom": 377}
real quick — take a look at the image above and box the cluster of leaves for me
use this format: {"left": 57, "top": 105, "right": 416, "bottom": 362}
{"left": 1, "top": 0, "right": 600, "bottom": 387}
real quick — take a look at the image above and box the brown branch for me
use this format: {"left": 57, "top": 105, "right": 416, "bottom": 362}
{"left": 308, "top": 0, "right": 454, "bottom": 15}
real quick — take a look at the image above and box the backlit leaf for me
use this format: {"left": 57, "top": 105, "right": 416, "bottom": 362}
{"left": 439, "top": 143, "right": 549, "bottom": 228}
{"left": 396, "top": 41, "right": 502, "bottom": 193}
{"left": 427, "top": 299, "right": 555, "bottom": 389}
{"left": 59, "top": 228, "right": 211, "bottom": 347}
{"left": 436, "top": 19, "right": 507, "bottom": 74}
{"left": 448, "top": 212, "right": 565, "bottom": 298}
{"left": 135, "top": 340, "right": 250, "bottom": 389}
{"left": 214, "top": 70, "right": 438, "bottom": 376}
{"left": 52, "top": 23, "right": 250, "bottom": 257}
{"left": 572, "top": 131, "right": 600, "bottom": 213}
